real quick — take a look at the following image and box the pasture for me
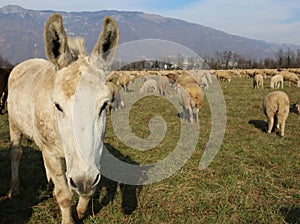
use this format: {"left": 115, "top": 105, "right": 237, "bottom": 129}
{"left": 0, "top": 73, "right": 299, "bottom": 223}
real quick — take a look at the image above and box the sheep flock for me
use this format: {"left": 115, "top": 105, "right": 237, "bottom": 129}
{"left": 106, "top": 67, "right": 299, "bottom": 136}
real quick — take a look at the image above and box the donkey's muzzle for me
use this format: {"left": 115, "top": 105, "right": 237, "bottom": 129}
{"left": 68, "top": 174, "right": 101, "bottom": 196}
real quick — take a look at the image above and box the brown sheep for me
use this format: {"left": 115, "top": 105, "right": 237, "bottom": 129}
{"left": 177, "top": 75, "right": 199, "bottom": 86}
{"left": 263, "top": 91, "right": 290, "bottom": 137}
{"left": 106, "top": 81, "right": 124, "bottom": 111}
{"left": 178, "top": 82, "right": 204, "bottom": 124}
{"left": 213, "top": 70, "right": 231, "bottom": 82}
{"left": 117, "top": 73, "right": 132, "bottom": 92}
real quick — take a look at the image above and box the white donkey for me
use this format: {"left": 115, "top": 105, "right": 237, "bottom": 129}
{"left": 7, "top": 13, "right": 119, "bottom": 224}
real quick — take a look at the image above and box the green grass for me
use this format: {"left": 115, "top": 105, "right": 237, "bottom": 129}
{"left": 0, "top": 76, "right": 299, "bottom": 223}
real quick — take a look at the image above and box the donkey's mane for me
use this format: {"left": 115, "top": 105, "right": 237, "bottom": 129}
{"left": 68, "top": 37, "right": 87, "bottom": 57}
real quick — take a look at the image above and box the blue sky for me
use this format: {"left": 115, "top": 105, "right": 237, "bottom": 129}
{"left": 1, "top": 0, "right": 300, "bottom": 45}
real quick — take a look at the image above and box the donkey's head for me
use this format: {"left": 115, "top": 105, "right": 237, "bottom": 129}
{"left": 45, "top": 14, "right": 119, "bottom": 196}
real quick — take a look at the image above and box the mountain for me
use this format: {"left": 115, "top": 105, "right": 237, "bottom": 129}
{"left": 0, "top": 5, "right": 299, "bottom": 65}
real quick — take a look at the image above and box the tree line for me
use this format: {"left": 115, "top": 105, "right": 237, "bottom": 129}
{"left": 206, "top": 48, "right": 300, "bottom": 70}
{"left": 1, "top": 48, "right": 300, "bottom": 71}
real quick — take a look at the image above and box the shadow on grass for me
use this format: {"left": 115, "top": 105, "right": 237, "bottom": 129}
{"left": 178, "top": 111, "right": 198, "bottom": 122}
{"left": 290, "top": 104, "right": 300, "bottom": 115}
{"left": 0, "top": 146, "right": 48, "bottom": 224}
{"left": 0, "top": 143, "right": 144, "bottom": 223}
{"left": 248, "top": 119, "right": 268, "bottom": 132}
{"left": 280, "top": 206, "right": 300, "bottom": 224}
{"left": 81, "top": 143, "right": 144, "bottom": 222}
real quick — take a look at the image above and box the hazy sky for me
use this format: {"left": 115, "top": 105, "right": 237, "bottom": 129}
{"left": 1, "top": 0, "right": 300, "bottom": 45}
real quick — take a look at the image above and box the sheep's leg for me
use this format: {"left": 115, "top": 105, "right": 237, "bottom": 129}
{"left": 195, "top": 107, "right": 199, "bottom": 123}
{"left": 182, "top": 106, "right": 187, "bottom": 121}
{"left": 267, "top": 116, "right": 274, "bottom": 133}
{"left": 188, "top": 106, "right": 193, "bottom": 124}
{"left": 276, "top": 121, "right": 280, "bottom": 131}
{"left": 124, "top": 84, "right": 129, "bottom": 93}
{"left": 42, "top": 151, "right": 74, "bottom": 224}
{"left": 8, "top": 124, "right": 23, "bottom": 198}
{"left": 280, "top": 120, "right": 286, "bottom": 137}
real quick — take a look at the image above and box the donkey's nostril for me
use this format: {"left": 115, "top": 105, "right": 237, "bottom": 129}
{"left": 69, "top": 177, "right": 77, "bottom": 189}
{"left": 92, "top": 174, "right": 101, "bottom": 187}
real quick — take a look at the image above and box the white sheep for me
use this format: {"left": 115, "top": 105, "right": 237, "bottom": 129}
{"left": 280, "top": 71, "right": 300, "bottom": 87}
{"left": 270, "top": 74, "right": 284, "bottom": 89}
{"left": 263, "top": 91, "right": 290, "bottom": 137}
{"left": 200, "top": 75, "right": 209, "bottom": 89}
{"left": 253, "top": 74, "right": 264, "bottom": 89}
{"left": 158, "top": 75, "right": 169, "bottom": 96}
{"left": 204, "top": 70, "right": 213, "bottom": 84}
{"left": 140, "top": 78, "right": 158, "bottom": 93}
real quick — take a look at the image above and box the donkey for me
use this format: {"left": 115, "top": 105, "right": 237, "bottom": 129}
{"left": 7, "top": 13, "right": 119, "bottom": 224}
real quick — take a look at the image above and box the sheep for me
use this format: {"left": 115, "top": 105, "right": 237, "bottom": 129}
{"left": 245, "top": 70, "right": 256, "bottom": 78}
{"left": 177, "top": 75, "right": 199, "bottom": 86}
{"left": 253, "top": 74, "right": 264, "bottom": 89}
{"left": 106, "top": 81, "right": 124, "bottom": 111}
{"left": 177, "top": 82, "right": 204, "bottom": 124}
{"left": 140, "top": 78, "right": 158, "bottom": 93}
{"left": 136, "top": 70, "right": 150, "bottom": 82}
{"left": 280, "top": 71, "right": 300, "bottom": 87}
{"left": 117, "top": 73, "right": 136, "bottom": 92}
{"left": 203, "top": 70, "right": 212, "bottom": 84}
{"left": 213, "top": 70, "right": 231, "bottom": 82}
{"left": 263, "top": 91, "right": 290, "bottom": 137}
{"left": 200, "top": 75, "right": 209, "bottom": 89}
{"left": 117, "top": 73, "right": 130, "bottom": 92}
{"left": 270, "top": 74, "right": 283, "bottom": 89}
{"left": 158, "top": 75, "right": 169, "bottom": 96}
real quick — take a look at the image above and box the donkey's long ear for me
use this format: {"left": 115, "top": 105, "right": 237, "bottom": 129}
{"left": 44, "top": 13, "right": 73, "bottom": 69}
{"left": 90, "top": 16, "right": 119, "bottom": 68}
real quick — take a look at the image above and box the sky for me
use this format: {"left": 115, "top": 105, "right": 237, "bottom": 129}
{"left": 1, "top": 0, "right": 300, "bottom": 45}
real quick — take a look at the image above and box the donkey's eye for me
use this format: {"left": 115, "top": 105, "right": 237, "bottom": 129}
{"left": 55, "top": 103, "right": 64, "bottom": 113}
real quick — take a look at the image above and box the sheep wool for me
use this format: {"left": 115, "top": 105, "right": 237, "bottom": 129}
{"left": 263, "top": 91, "right": 290, "bottom": 137}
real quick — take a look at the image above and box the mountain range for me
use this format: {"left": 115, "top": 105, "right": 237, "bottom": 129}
{"left": 0, "top": 5, "right": 299, "bottom": 65}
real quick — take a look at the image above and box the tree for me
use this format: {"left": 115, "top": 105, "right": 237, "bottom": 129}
{"left": 0, "top": 54, "right": 13, "bottom": 68}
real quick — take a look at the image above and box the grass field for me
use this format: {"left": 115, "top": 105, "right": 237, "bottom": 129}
{"left": 0, "top": 75, "right": 299, "bottom": 223}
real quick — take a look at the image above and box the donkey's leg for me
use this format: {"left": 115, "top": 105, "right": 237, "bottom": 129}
{"left": 76, "top": 196, "right": 91, "bottom": 220}
{"left": 42, "top": 151, "right": 74, "bottom": 224}
{"left": 8, "top": 124, "right": 22, "bottom": 198}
